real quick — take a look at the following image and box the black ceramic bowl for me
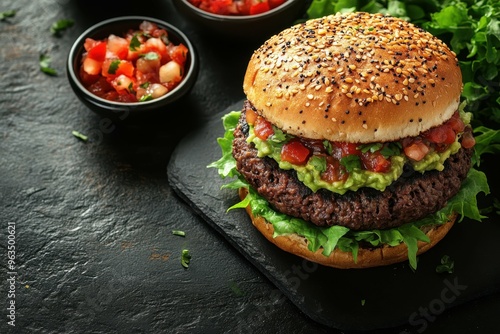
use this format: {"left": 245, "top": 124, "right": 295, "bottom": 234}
{"left": 172, "top": 0, "right": 309, "bottom": 39}
{"left": 67, "top": 16, "right": 198, "bottom": 120}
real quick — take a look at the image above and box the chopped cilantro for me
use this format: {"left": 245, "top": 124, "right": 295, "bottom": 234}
{"left": 436, "top": 255, "right": 455, "bottom": 274}
{"left": 72, "top": 130, "right": 88, "bottom": 142}
{"left": 50, "top": 19, "right": 74, "bottom": 36}
{"left": 127, "top": 82, "right": 135, "bottom": 94}
{"left": 340, "top": 155, "right": 361, "bottom": 172}
{"left": 361, "top": 299, "right": 366, "bottom": 306}
{"left": 172, "top": 230, "right": 186, "bottom": 237}
{"left": 181, "top": 249, "right": 191, "bottom": 268}
{"left": 139, "top": 94, "right": 153, "bottom": 102}
{"left": 140, "top": 82, "right": 150, "bottom": 89}
{"left": 310, "top": 156, "right": 327, "bottom": 173}
{"left": 129, "top": 34, "right": 141, "bottom": 51}
{"left": 39, "top": 54, "right": 57, "bottom": 76}
{"left": 141, "top": 52, "right": 159, "bottom": 60}
{"left": 0, "top": 10, "right": 16, "bottom": 21}
{"left": 107, "top": 60, "right": 120, "bottom": 75}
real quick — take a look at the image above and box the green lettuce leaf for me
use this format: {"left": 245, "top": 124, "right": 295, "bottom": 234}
{"left": 207, "top": 111, "right": 490, "bottom": 270}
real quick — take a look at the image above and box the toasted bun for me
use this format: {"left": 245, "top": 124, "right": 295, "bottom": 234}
{"left": 239, "top": 188, "right": 456, "bottom": 269}
{"left": 243, "top": 12, "right": 462, "bottom": 143}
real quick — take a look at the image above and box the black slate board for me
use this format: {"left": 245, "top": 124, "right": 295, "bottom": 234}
{"left": 167, "top": 100, "right": 500, "bottom": 331}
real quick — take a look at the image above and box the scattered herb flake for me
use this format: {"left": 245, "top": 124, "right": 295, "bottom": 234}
{"left": 129, "top": 34, "right": 141, "bottom": 51}
{"left": 229, "top": 281, "right": 245, "bottom": 297}
{"left": 39, "top": 54, "right": 57, "bottom": 76}
{"left": 50, "top": 19, "right": 74, "bottom": 36}
{"left": 436, "top": 255, "right": 455, "bottom": 274}
{"left": 172, "top": 230, "right": 186, "bottom": 237}
{"left": 107, "top": 60, "right": 120, "bottom": 75}
{"left": 139, "top": 94, "right": 153, "bottom": 102}
{"left": 361, "top": 299, "right": 366, "bottom": 306}
{"left": 72, "top": 130, "right": 88, "bottom": 142}
{"left": 181, "top": 249, "right": 191, "bottom": 268}
{"left": 0, "top": 10, "right": 16, "bottom": 21}
{"left": 142, "top": 52, "right": 159, "bottom": 60}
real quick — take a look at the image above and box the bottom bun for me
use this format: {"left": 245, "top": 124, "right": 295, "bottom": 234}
{"left": 239, "top": 188, "right": 456, "bottom": 269}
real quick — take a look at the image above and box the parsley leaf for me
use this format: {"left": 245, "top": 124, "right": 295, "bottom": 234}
{"left": 141, "top": 52, "right": 159, "bottom": 60}
{"left": 72, "top": 130, "right": 88, "bottom": 142}
{"left": 436, "top": 255, "right": 455, "bottom": 274}
{"left": 139, "top": 94, "right": 153, "bottom": 102}
{"left": 0, "top": 10, "right": 16, "bottom": 21}
{"left": 172, "top": 230, "right": 186, "bottom": 237}
{"left": 50, "top": 19, "right": 74, "bottom": 36}
{"left": 39, "top": 54, "right": 57, "bottom": 76}
{"left": 107, "top": 60, "right": 120, "bottom": 75}
{"left": 340, "top": 155, "right": 361, "bottom": 172}
{"left": 129, "top": 34, "right": 141, "bottom": 51}
{"left": 181, "top": 249, "right": 191, "bottom": 268}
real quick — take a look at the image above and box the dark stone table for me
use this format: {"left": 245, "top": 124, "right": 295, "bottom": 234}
{"left": 1, "top": 1, "right": 498, "bottom": 333}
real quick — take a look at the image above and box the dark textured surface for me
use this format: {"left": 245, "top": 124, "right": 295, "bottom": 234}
{"left": 0, "top": 1, "right": 499, "bottom": 333}
{"left": 168, "top": 102, "right": 500, "bottom": 331}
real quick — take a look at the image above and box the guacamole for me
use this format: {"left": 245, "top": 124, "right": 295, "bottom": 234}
{"left": 248, "top": 126, "right": 462, "bottom": 194}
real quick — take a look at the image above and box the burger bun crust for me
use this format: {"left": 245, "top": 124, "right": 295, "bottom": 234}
{"left": 239, "top": 188, "right": 456, "bottom": 269}
{"left": 243, "top": 12, "right": 462, "bottom": 143}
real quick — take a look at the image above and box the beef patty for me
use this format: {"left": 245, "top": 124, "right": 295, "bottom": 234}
{"left": 232, "top": 101, "right": 473, "bottom": 231}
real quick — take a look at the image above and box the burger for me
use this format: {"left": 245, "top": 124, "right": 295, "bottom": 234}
{"left": 209, "top": 12, "right": 488, "bottom": 269}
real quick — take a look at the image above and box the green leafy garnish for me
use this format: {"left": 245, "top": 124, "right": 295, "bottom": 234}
{"left": 139, "top": 94, "right": 153, "bottom": 102}
{"left": 50, "top": 19, "right": 74, "bottom": 36}
{"left": 208, "top": 111, "right": 490, "bottom": 270}
{"left": 140, "top": 82, "right": 150, "bottom": 89}
{"left": 129, "top": 34, "right": 141, "bottom": 51}
{"left": 107, "top": 60, "right": 120, "bottom": 75}
{"left": 181, "top": 249, "right": 191, "bottom": 268}
{"left": 39, "top": 54, "right": 57, "bottom": 76}
{"left": 0, "top": 10, "right": 16, "bottom": 21}
{"left": 72, "top": 130, "right": 88, "bottom": 142}
{"left": 340, "top": 154, "right": 361, "bottom": 172}
{"left": 436, "top": 255, "right": 455, "bottom": 274}
{"left": 141, "top": 52, "right": 159, "bottom": 60}
{"left": 172, "top": 230, "right": 186, "bottom": 237}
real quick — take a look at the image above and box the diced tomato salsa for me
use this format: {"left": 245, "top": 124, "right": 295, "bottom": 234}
{"left": 246, "top": 109, "right": 475, "bottom": 184}
{"left": 79, "top": 21, "right": 189, "bottom": 103}
{"left": 188, "top": 0, "right": 287, "bottom": 16}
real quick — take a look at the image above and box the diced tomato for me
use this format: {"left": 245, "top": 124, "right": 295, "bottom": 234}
{"left": 107, "top": 34, "right": 129, "bottom": 60}
{"left": 254, "top": 116, "right": 274, "bottom": 140}
{"left": 82, "top": 57, "right": 102, "bottom": 76}
{"left": 423, "top": 125, "right": 456, "bottom": 145}
{"left": 303, "top": 139, "right": 327, "bottom": 154}
{"left": 87, "top": 41, "right": 107, "bottom": 62}
{"left": 249, "top": 0, "right": 270, "bottom": 15}
{"left": 332, "top": 142, "right": 360, "bottom": 157}
{"left": 111, "top": 74, "right": 135, "bottom": 93}
{"left": 245, "top": 109, "right": 258, "bottom": 125}
{"left": 321, "top": 155, "right": 349, "bottom": 183}
{"left": 188, "top": 0, "right": 284, "bottom": 15}
{"left": 361, "top": 151, "right": 391, "bottom": 173}
{"left": 403, "top": 139, "right": 429, "bottom": 161}
{"left": 169, "top": 44, "right": 189, "bottom": 66}
{"left": 145, "top": 38, "right": 169, "bottom": 62}
{"left": 448, "top": 112, "right": 465, "bottom": 133}
{"left": 461, "top": 130, "right": 476, "bottom": 149}
{"left": 281, "top": 139, "right": 310, "bottom": 165}
{"left": 102, "top": 59, "right": 134, "bottom": 78}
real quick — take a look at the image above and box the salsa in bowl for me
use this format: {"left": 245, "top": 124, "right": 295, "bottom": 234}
{"left": 67, "top": 16, "right": 198, "bottom": 119}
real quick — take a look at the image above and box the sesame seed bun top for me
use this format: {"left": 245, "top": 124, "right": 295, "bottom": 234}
{"left": 243, "top": 12, "right": 463, "bottom": 143}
